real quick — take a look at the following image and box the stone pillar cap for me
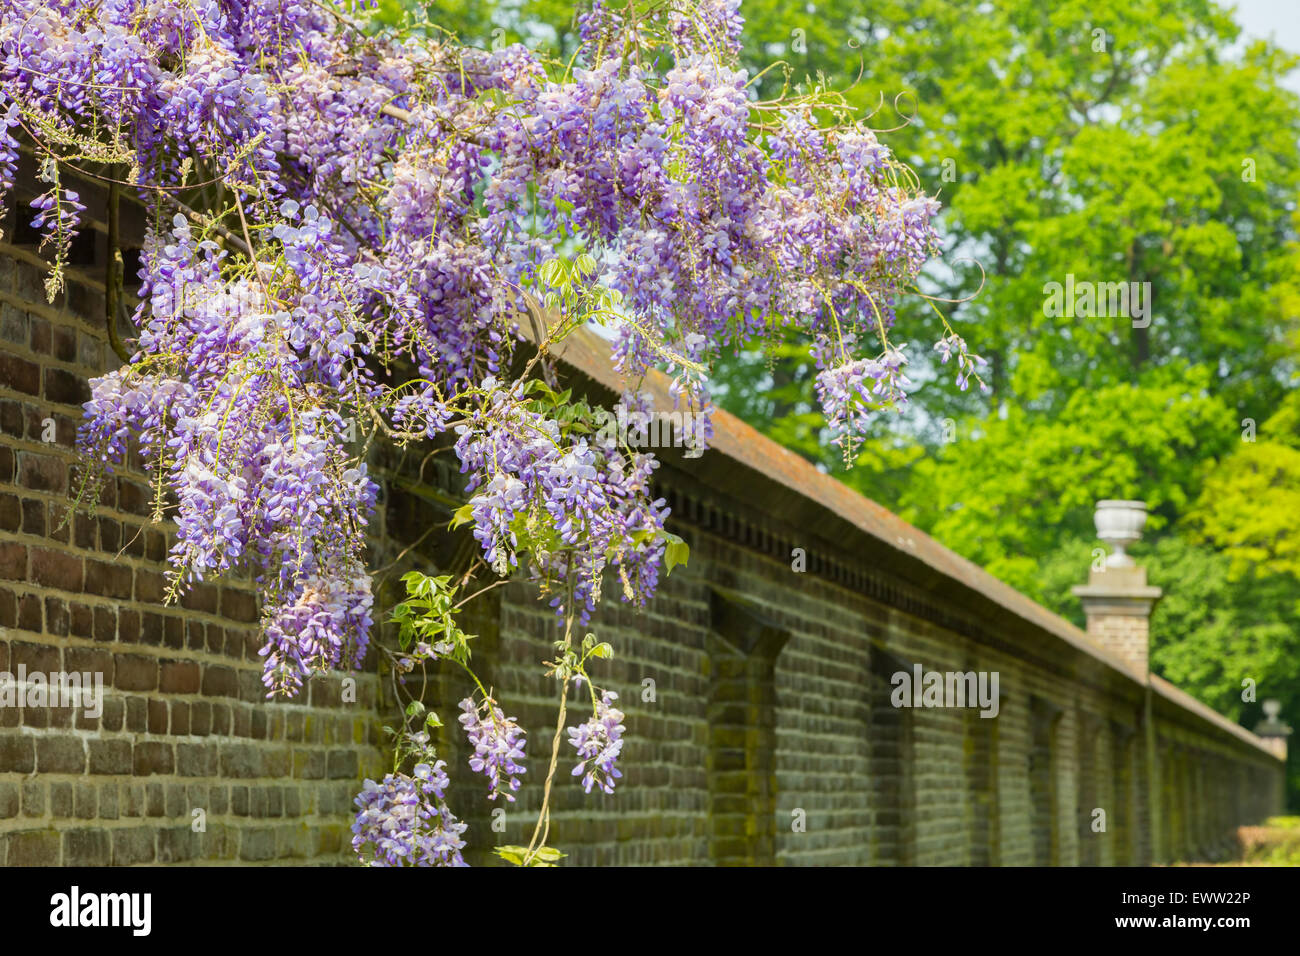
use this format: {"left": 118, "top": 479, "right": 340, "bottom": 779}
{"left": 1072, "top": 564, "right": 1162, "bottom": 601}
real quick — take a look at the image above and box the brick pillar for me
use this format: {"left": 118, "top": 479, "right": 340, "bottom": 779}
{"left": 1071, "top": 565, "right": 1161, "bottom": 677}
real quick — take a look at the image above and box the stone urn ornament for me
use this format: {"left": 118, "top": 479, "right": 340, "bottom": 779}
{"left": 1094, "top": 500, "right": 1148, "bottom": 568}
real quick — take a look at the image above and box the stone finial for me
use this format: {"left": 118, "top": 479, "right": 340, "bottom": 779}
{"left": 1073, "top": 500, "right": 1162, "bottom": 677}
{"left": 1254, "top": 699, "right": 1292, "bottom": 761}
{"left": 1093, "top": 500, "right": 1148, "bottom": 568}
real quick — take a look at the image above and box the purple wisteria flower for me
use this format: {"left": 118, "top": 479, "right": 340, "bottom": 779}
{"left": 458, "top": 696, "right": 527, "bottom": 802}
{"left": 813, "top": 340, "right": 913, "bottom": 455}
{"left": 568, "top": 691, "right": 626, "bottom": 795}
{"left": 4, "top": 0, "right": 950, "bottom": 708}
{"left": 934, "top": 333, "right": 992, "bottom": 393}
{"left": 351, "top": 762, "right": 468, "bottom": 867}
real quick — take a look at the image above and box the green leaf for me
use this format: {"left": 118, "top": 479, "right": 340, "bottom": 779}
{"left": 449, "top": 502, "right": 475, "bottom": 530}
{"left": 662, "top": 531, "right": 690, "bottom": 576}
{"left": 494, "top": 845, "right": 528, "bottom": 866}
{"left": 493, "top": 844, "right": 566, "bottom": 866}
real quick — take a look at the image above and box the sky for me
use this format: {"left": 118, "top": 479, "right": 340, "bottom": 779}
{"left": 1229, "top": 0, "right": 1300, "bottom": 91}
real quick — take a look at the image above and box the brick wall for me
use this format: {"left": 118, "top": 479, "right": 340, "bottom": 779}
{"left": 0, "top": 199, "right": 386, "bottom": 864}
{"left": 0, "top": 169, "right": 1285, "bottom": 866}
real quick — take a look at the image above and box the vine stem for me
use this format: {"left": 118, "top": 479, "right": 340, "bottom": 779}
{"left": 105, "top": 178, "right": 131, "bottom": 363}
{"left": 522, "top": 599, "right": 576, "bottom": 865}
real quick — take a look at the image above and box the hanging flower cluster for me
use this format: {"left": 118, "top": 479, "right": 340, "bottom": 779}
{"left": 569, "top": 690, "right": 626, "bottom": 795}
{"left": 352, "top": 762, "right": 468, "bottom": 867}
{"left": 458, "top": 695, "right": 528, "bottom": 802}
{"left": 0, "top": 0, "right": 972, "bottom": 864}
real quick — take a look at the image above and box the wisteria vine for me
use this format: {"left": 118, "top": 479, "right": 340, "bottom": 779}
{"left": 0, "top": 0, "right": 985, "bottom": 865}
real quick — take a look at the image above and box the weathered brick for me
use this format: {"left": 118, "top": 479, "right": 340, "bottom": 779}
{"left": 98, "top": 783, "right": 120, "bottom": 819}
{"left": 176, "top": 743, "right": 218, "bottom": 777}
{"left": 170, "top": 701, "right": 190, "bottom": 735}
{"left": 29, "top": 316, "right": 50, "bottom": 354}
{"left": 116, "top": 478, "right": 151, "bottom": 516}
{"left": 101, "top": 697, "right": 125, "bottom": 732}
{"left": 21, "top": 780, "right": 44, "bottom": 816}
{"left": 96, "top": 517, "right": 119, "bottom": 553}
{"left": 160, "top": 660, "right": 200, "bottom": 694}
{"left": 201, "top": 664, "right": 239, "bottom": 698}
{"left": 19, "top": 497, "right": 42, "bottom": 534}
{"left": 29, "top": 547, "right": 84, "bottom": 590}
{"left": 68, "top": 601, "right": 92, "bottom": 638}
{"left": 122, "top": 523, "right": 146, "bottom": 558}
{"left": 52, "top": 325, "right": 76, "bottom": 362}
{"left": 17, "top": 452, "right": 65, "bottom": 493}
{"left": 93, "top": 604, "right": 116, "bottom": 641}
{"left": 49, "top": 782, "right": 72, "bottom": 816}
{"left": 36, "top": 737, "right": 86, "bottom": 774}
{"left": 0, "top": 780, "right": 18, "bottom": 817}
{"left": 16, "top": 593, "right": 40, "bottom": 631}
{"left": 0, "top": 541, "right": 25, "bottom": 579}
{"left": 221, "top": 588, "right": 258, "bottom": 623}
{"left": 0, "top": 303, "right": 26, "bottom": 345}
{"left": 0, "top": 588, "right": 15, "bottom": 630}
{"left": 148, "top": 698, "right": 167, "bottom": 734}
{"left": 85, "top": 558, "right": 132, "bottom": 599}
{"left": 63, "top": 829, "right": 111, "bottom": 866}
{"left": 180, "top": 583, "right": 219, "bottom": 614}
{"left": 89, "top": 739, "right": 133, "bottom": 775}
{"left": 0, "top": 355, "right": 39, "bottom": 394}
{"left": 43, "top": 596, "right": 69, "bottom": 636}
{"left": 64, "top": 646, "right": 113, "bottom": 683}
{"left": 135, "top": 569, "right": 166, "bottom": 603}
{"left": 73, "top": 782, "right": 96, "bottom": 819}
{"left": 190, "top": 701, "right": 212, "bottom": 736}
{"left": 133, "top": 741, "right": 174, "bottom": 776}
{"left": 239, "top": 827, "right": 277, "bottom": 862}
{"left": 115, "top": 654, "right": 158, "bottom": 691}
{"left": 125, "top": 696, "right": 147, "bottom": 733}
{"left": 140, "top": 611, "right": 164, "bottom": 646}
{"left": 43, "top": 367, "right": 90, "bottom": 406}
{"left": 5, "top": 829, "right": 60, "bottom": 865}
{"left": 327, "top": 749, "right": 358, "bottom": 780}
{"left": 220, "top": 743, "right": 259, "bottom": 779}
{"left": 159, "top": 827, "right": 199, "bottom": 863}
{"left": 112, "top": 827, "right": 156, "bottom": 865}
{"left": 0, "top": 497, "right": 15, "bottom": 540}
